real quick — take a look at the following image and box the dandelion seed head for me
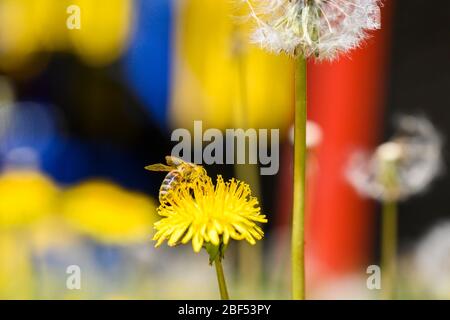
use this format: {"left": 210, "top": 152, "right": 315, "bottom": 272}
{"left": 346, "top": 115, "right": 444, "bottom": 202}
{"left": 243, "top": 0, "right": 382, "bottom": 60}
{"left": 376, "top": 141, "right": 403, "bottom": 163}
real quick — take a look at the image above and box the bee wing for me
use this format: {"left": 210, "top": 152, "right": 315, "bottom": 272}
{"left": 165, "top": 155, "right": 186, "bottom": 166}
{"left": 145, "top": 163, "right": 174, "bottom": 172}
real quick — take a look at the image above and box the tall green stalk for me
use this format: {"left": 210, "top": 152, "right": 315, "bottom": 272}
{"left": 232, "top": 29, "right": 263, "bottom": 298}
{"left": 381, "top": 200, "right": 397, "bottom": 299}
{"left": 214, "top": 256, "right": 230, "bottom": 300}
{"left": 291, "top": 57, "right": 307, "bottom": 300}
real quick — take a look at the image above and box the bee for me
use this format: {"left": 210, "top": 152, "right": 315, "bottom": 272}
{"left": 145, "top": 156, "right": 207, "bottom": 203}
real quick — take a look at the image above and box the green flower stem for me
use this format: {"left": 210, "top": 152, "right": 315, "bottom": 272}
{"left": 214, "top": 257, "right": 230, "bottom": 300}
{"left": 381, "top": 199, "right": 398, "bottom": 299}
{"left": 292, "top": 56, "right": 307, "bottom": 300}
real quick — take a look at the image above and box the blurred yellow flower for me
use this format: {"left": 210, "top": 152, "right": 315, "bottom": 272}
{"left": 154, "top": 175, "right": 267, "bottom": 253}
{"left": 61, "top": 180, "right": 157, "bottom": 245}
{"left": 0, "top": 170, "right": 58, "bottom": 229}
{"left": 68, "top": 0, "right": 133, "bottom": 67}
{"left": 0, "top": 0, "right": 132, "bottom": 70}
{"left": 171, "top": 0, "right": 294, "bottom": 131}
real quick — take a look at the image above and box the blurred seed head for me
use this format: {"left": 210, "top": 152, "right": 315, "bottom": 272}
{"left": 414, "top": 222, "right": 450, "bottom": 298}
{"left": 376, "top": 141, "right": 403, "bottom": 163}
{"left": 242, "top": 0, "right": 382, "bottom": 60}
{"left": 346, "top": 115, "right": 444, "bottom": 202}
{"left": 289, "top": 120, "right": 323, "bottom": 149}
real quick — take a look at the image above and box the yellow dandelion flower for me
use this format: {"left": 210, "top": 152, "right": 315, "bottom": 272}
{"left": 153, "top": 175, "right": 267, "bottom": 253}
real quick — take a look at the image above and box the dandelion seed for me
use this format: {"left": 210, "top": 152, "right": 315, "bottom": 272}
{"left": 242, "top": 0, "right": 382, "bottom": 60}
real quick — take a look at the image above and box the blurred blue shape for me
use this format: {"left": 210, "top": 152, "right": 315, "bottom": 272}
{"left": 123, "top": 0, "right": 173, "bottom": 128}
{"left": 0, "top": 102, "right": 58, "bottom": 168}
{"left": 0, "top": 101, "right": 91, "bottom": 182}
{"left": 41, "top": 138, "right": 92, "bottom": 184}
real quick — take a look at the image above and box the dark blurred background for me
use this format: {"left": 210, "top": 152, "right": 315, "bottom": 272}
{"left": 384, "top": 0, "right": 450, "bottom": 246}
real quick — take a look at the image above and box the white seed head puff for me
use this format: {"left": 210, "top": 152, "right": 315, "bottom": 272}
{"left": 346, "top": 115, "right": 444, "bottom": 202}
{"left": 243, "top": 0, "right": 382, "bottom": 60}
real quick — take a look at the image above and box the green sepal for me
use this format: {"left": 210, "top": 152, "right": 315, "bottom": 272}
{"left": 205, "top": 241, "right": 227, "bottom": 265}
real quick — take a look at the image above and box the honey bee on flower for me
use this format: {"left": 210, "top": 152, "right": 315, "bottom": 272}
{"left": 146, "top": 157, "right": 267, "bottom": 252}
{"left": 145, "top": 156, "right": 208, "bottom": 204}
{"left": 152, "top": 174, "right": 267, "bottom": 253}
{"left": 146, "top": 157, "right": 267, "bottom": 299}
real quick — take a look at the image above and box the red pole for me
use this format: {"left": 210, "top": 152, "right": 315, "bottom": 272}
{"left": 306, "top": 1, "right": 394, "bottom": 281}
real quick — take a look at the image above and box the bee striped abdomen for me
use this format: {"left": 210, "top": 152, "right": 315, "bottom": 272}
{"left": 159, "top": 171, "right": 182, "bottom": 203}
